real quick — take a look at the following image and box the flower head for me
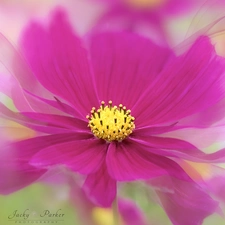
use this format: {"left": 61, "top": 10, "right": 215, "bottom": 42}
{"left": 1, "top": 9, "right": 225, "bottom": 224}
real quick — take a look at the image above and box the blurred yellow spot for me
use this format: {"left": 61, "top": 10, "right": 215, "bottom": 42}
{"left": 122, "top": 0, "right": 167, "bottom": 9}
{"left": 3, "top": 121, "right": 36, "bottom": 141}
{"left": 92, "top": 208, "right": 114, "bottom": 225}
{"left": 180, "top": 160, "right": 212, "bottom": 180}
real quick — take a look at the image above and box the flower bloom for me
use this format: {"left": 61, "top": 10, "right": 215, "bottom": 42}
{"left": 1, "top": 9, "right": 225, "bottom": 224}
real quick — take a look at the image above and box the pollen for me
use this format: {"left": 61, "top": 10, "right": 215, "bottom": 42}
{"left": 86, "top": 101, "right": 135, "bottom": 142}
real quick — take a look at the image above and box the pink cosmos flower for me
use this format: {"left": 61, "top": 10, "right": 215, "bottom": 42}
{"left": 1, "top": 9, "right": 225, "bottom": 224}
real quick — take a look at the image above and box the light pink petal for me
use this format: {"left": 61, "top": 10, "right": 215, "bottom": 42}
{"left": 89, "top": 31, "right": 173, "bottom": 109}
{"left": 118, "top": 198, "right": 149, "bottom": 225}
{"left": 0, "top": 161, "right": 46, "bottom": 195}
{"left": 30, "top": 139, "right": 107, "bottom": 174}
{"left": 0, "top": 33, "right": 60, "bottom": 113}
{"left": 106, "top": 140, "right": 191, "bottom": 181}
{"left": 178, "top": 98, "right": 225, "bottom": 128}
{"left": 156, "top": 126, "right": 225, "bottom": 150}
{"left": 130, "top": 136, "right": 225, "bottom": 163}
{"left": 20, "top": 9, "right": 99, "bottom": 117}
{"left": 149, "top": 176, "right": 219, "bottom": 225}
{"left": 70, "top": 176, "right": 95, "bottom": 225}
{"left": 133, "top": 36, "right": 225, "bottom": 127}
{"left": 207, "top": 173, "right": 225, "bottom": 203}
{"left": 83, "top": 163, "right": 116, "bottom": 207}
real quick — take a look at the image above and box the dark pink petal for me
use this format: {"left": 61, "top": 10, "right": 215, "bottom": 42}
{"left": 149, "top": 176, "right": 219, "bottom": 225}
{"left": 106, "top": 140, "right": 191, "bottom": 181}
{"left": 134, "top": 123, "right": 178, "bottom": 135}
{"left": 22, "top": 112, "right": 88, "bottom": 132}
{"left": 30, "top": 139, "right": 107, "bottom": 174}
{"left": 130, "top": 136, "right": 225, "bottom": 163}
{"left": 0, "top": 103, "right": 88, "bottom": 134}
{"left": 118, "top": 198, "right": 148, "bottom": 225}
{"left": 90, "top": 31, "right": 173, "bottom": 109}
{"left": 24, "top": 90, "right": 82, "bottom": 118}
{"left": 133, "top": 36, "right": 225, "bottom": 127}
{"left": 0, "top": 132, "right": 92, "bottom": 194}
{"left": 83, "top": 163, "right": 117, "bottom": 207}
{"left": 20, "top": 9, "right": 99, "bottom": 116}
{"left": 1, "top": 133, "right": 89, "bottom": 161}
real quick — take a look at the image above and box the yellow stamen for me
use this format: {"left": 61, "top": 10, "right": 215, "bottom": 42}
{"left": 87, "top": 101, "right": 135, "bottom": 142}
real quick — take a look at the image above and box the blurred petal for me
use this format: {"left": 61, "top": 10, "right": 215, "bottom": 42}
{"left": 118, "top": 198, "right": 149, "bottom": 225}
{"left": 0, "top": 132, "right": 90, "bottom": 194}
{"left": 130, "top": 136, "right": 225, "bottom": 163}
{"left": 83, "top": 163, "right": 117, "bottom": 207}
{"left": 149, "top": 176, "right": 219, "bottom": 225}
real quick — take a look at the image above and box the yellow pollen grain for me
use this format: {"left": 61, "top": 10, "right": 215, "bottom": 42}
{"left": 87, "top": 101, "right": 135, "bottom": 142}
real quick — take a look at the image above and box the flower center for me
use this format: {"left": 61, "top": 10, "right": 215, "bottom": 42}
{"left": 87, "top": 101, "right": 135, "bottom": 142}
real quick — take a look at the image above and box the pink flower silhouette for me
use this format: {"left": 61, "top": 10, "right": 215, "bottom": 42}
{"left": 0, "top": 9, "right": 225, "bottom": 224}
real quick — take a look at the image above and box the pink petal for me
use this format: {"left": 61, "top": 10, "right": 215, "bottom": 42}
{"left": 118, "top": 198, "right": 148, "bottom": 225}
{"left": 178, "top": 98, "right": 225, "bottom": 128}
{"left": 207, "top": 174, "right": 225, "bottom": 203}
{"left": 106, "top": 140, "right": 191, "bottom": 181}
{"left": 20, "top": 9, "right": 99, "bottom": 117}
{"left": 89, "top": 31, "right": 173, "bottom": 109}
{"left": 0, "top": 161, "right": 46, "bottom": 195}
{"left": 0, "top": 132, "right": 91, "bottom": 194}
{"left": 83, "top": 163, "right": 116, "bottom": 207}
{"left": 149, "top": 176, "right": 219, "bottom": 225}
{"left": 24, "top": 90, "right": 82, "bottom": 118}
{"left": 30, "top": 139, "right": 107, "bottom": 174}
{"left": 156, "top": 126, "right": 225, "bottom": 150}
{"left": 130, "top": 136, "right": 225, "bottom": 163}
{"left": 0, "top": 103, "right": 88, "bottom": 134}
{"left": 134, "top": 123, "right": 178, "bottom": 136}
{"left": 133, "top": 36, "right": 225, "bottom": 127}
{"left": 22, "top": 112, "right": 88, "bottom": 132}
{"left": 0, "top": 33, "right": 59, "bottom": 113}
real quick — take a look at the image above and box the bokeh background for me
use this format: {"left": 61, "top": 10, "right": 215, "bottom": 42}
{"left": 1, "top": 0, "right": 225, "bottom": 225}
